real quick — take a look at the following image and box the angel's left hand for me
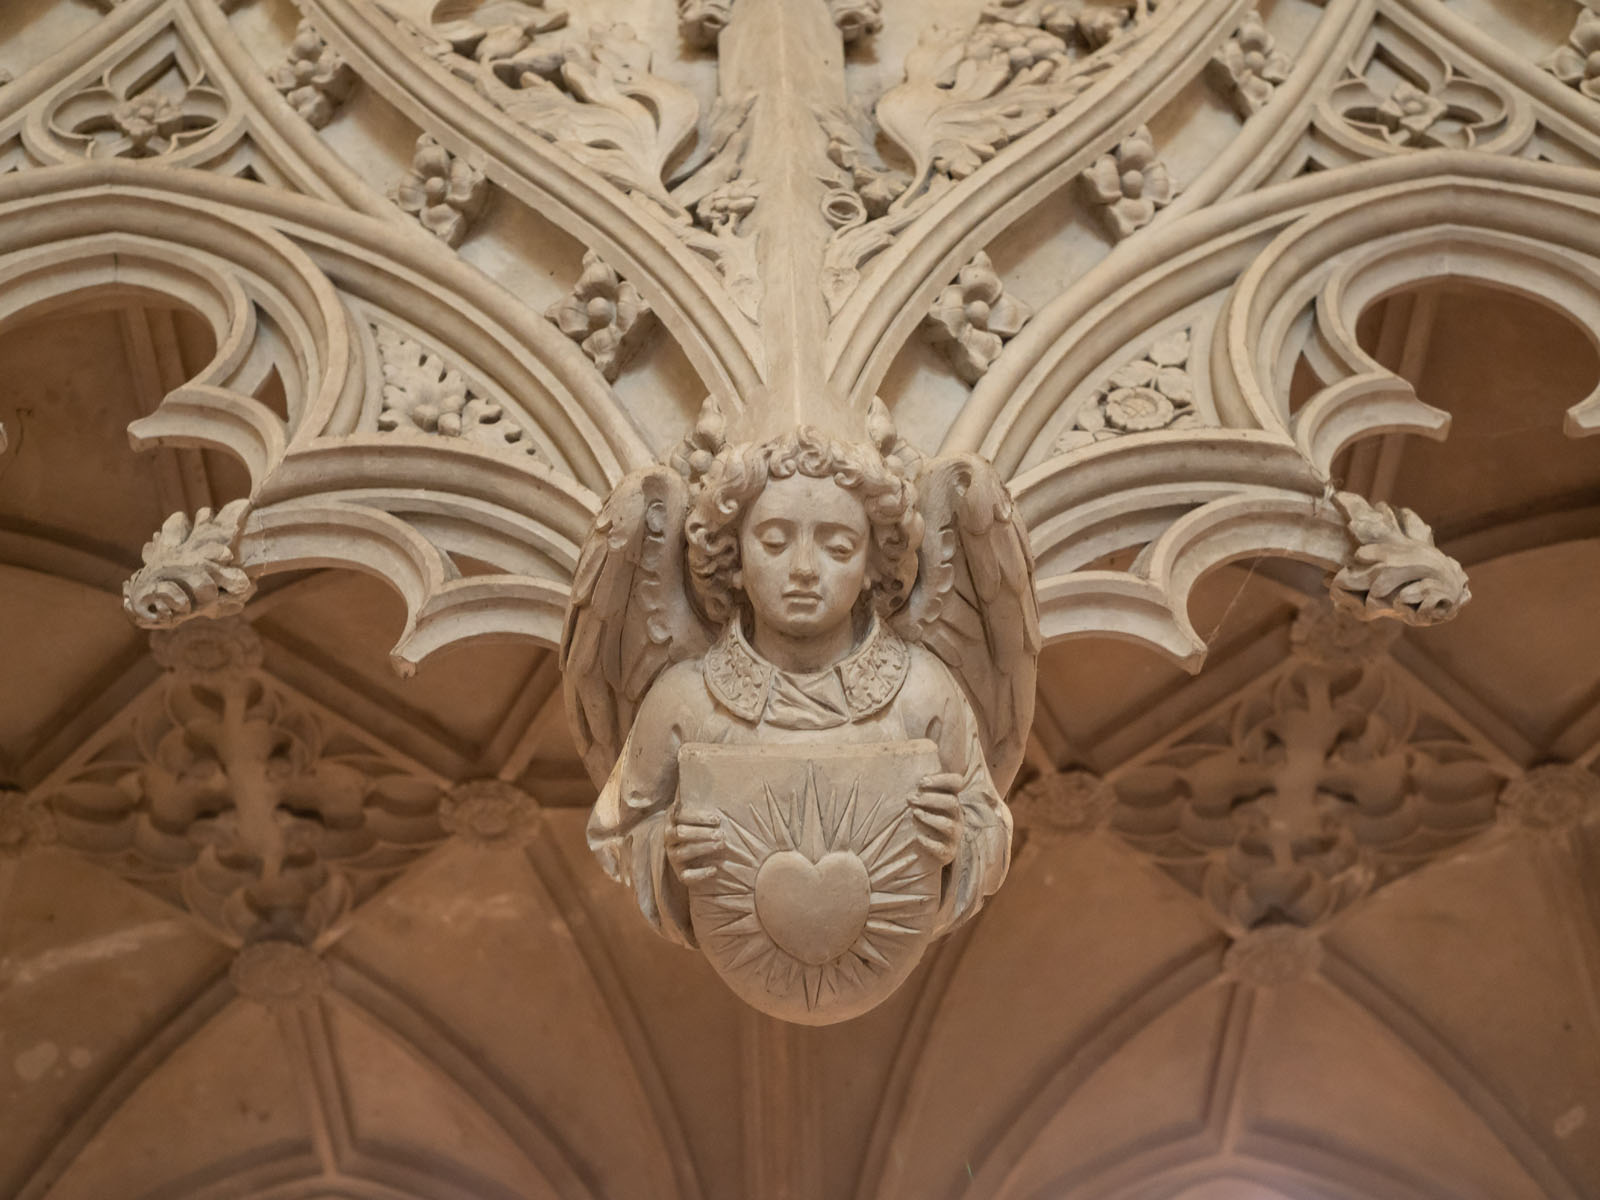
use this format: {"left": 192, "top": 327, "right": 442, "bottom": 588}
{"left": 910, "top": 773, "right": 965, "bottom": 865}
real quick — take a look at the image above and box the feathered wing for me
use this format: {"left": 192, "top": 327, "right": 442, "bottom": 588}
{"left": 561, "top": 466, "right": 714, "bottom": 788}
{"left": 894, "top": 454, "right": 1041, "bottom": 794}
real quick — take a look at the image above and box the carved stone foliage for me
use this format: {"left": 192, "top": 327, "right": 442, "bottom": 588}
{"left": 1208, "top": 9, "right": 1291, "bottom": 119}
{"left": 440, "top": 779, "right": 541, "bottom": 845}
{"left": 923, "top": 251, "right": 1032, "bottom": 385}
{"left": 123, "top": 499, "right": 254, "bottom": 629}
{"left": 1331, "top": 493, "right": 1471, "bottom": 627}
{"left": 270, "top": 20, "right": 356, "bottom": 129}
{"left": 39, "top": 621, "right": 447, "bottom": 949}
{"left": 828, "top": 0, "right": 882, "bottom": 44}
{"left": 1107, "top": 605, "right": 1503, "bottom": 940}
{"left": 562, "top": 402, "right": 1039, "bottom": 1022}
{"left": 394, "top": 134, "right": 488, "bottom": 247}
{"left": 0, "top": 785, "right": 57, "bottom": 860}
{"left": 822, "top": 0, "right": 1154, "bottom": 310}
{"left": 374, "top": 325, "right": 551, "bottom": 462}
{"left": 546, "top": 250, "right": 654, "bottom": 381}
{"left": 1543, "top": 10, "right": 1600, "bottom": 100}
{"left": 1053, "top": 327, "right": 1199, "bottom": 452}
{"left": 1081, "top": 126, "right": 1173, "bottom": 240}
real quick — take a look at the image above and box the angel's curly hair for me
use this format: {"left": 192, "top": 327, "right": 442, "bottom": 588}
{"left": 685, "top": 427, "right": 923, "bottom": 624}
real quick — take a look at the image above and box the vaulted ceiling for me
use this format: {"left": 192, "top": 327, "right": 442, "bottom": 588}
{"left": 3, "top": 0, "right": 1600, "bottom": 1198}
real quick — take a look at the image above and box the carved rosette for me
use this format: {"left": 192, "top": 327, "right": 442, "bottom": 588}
{"left": 1081, "top": 127, "right": 1173, "bottom": 240}
{"left": 230, "top": 940, "right": 330, "bottom": 1006}
{"left": 547, "top": 251, "right": 654, "bottom": 381}
{"left": 1499, "top": 765, "right": 1600, "bottom": 833}
{"left": 394, "top": 135, "right": 489, "bottom": 247}
{"left": 1224, "top": 926, "right": 1323, "bottom": 988}
{"left": 1209, "top": 10, "right": 1291, "bottom": 118}
{"left": 923, "top": 251, "right": 1032, "bottom": 384}
{"left": 1011, "top": 769, "right": 1115, "bottom": 837}
{"left": 0, "top": 786, "right": 57, "bottom": 860}
{"left": 270, "top": 21, "right": 355, "bottom": 129}
{"left": 441, "top": 780, "right": 541, "bottom": 845}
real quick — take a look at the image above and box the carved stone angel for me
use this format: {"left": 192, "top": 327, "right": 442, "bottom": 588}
{"left": 561, "top": 402, "right": 1039, "bottom": 1023}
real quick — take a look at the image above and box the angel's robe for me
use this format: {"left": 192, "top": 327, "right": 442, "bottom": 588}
{"left": 587, "top": 614, "right": 1012, "bottom": 949}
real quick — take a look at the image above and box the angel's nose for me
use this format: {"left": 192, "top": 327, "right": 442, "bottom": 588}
{"left": 791, "top": 540, "right": 819, "bottom": 578}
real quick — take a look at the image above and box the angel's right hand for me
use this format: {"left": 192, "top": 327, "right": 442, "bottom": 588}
{"left": 666, "top": 813, "right": 726, "bottom": 884}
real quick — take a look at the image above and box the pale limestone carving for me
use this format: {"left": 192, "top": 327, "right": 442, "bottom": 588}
{"left": 1499, "top": 764, "right": 1600, "bottom": 832}
{"left": 923, "top": 251, "right": 1032, "bottom": 385}
{"left": 270, "top": 20, "right": 356, "bottom": 129}
{"left": 41, "top": 620, "right": 447, "bottom": 948}
{"left": 374, "top": 325, "right": 551, "bottom": 462}
{"left": 1543, "top": 10, "right": 1600, "bottom": 100}
{"left": 1224, "top": 926, "right": 1323, "bottom": 988}
{"left": 1288, "top": 598, "right": 1400, "bottom": 671}
{"left": 677, "top": 0, "right": 734, "bottom": 49}
{"left": 441, "top": 779, "right": 541, "bottom": 845}
{"left": 1331, "top": 492, "right": 1471, "bottom": 626}
{"left": 394, "top": 134, "right": 488, "bottom": 246}
{"left": 1108, "top": 606, "right": 1502, "bottom": 937}
{"left": 1053, "top": 327, "right": 1198, "bottom": 452}
{"left": 50, "top": 70, "right": 226, "bottom": 159}
{"left": 1208, "top": 10, "right": 1291, "bottom": 119}
{"left": 1330, "top": 74, "right": 1506, "bottom": 151}
{"left": 823, "top": 0, "right": 1145, "bottom": 309}
{"left": 1081, "top": 126, "right": 1173, "bottom": 240}
{"left": 562, "top": 403, "right": 1039, "bottom": 1022}
{"left": 123, "top": 499, "right": 254, "bottom": 628}
{"left": 229, "top": 940, "right": 330, "bottom": 1006}
{"left": 1010, "top": 769, "right": 1114, "bottom": 836}
{"left": 546, "top": 250, "right": 654, "bottom": 381}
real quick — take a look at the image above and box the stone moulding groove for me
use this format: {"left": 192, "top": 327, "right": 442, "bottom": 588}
{"left": 823, "top": 0, "right": 1251, "bottom": 411}
{"left": 296, "top": 0, "right": 763, "bottom": 411}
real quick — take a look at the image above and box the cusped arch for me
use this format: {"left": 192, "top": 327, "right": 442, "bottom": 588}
{"left": 0, "top": 162, "right": 653, "bottom": 661}
{"left": 958, "top": 154, "right": 1600, "bottom": 666}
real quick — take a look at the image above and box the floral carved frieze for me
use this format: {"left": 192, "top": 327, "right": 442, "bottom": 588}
{"left": 270, "top": 20, "right": 356, "bottom": 129}
{"left": 374, "top": 325, "right": 552, "bottom": 462}
{"left": 547, "top": 250, "right": 655, "bottom": 381}
{"left": 1107, "top": 604, "right": 1504, "bottom": 942}
{"left": 1208, "top": 9, "right": 1291, "bottom": 119}
{"left": 1053, "top": 327, "right": 1199, "bottom": 451}
{"left": 923, "top": 251, "right": 1032, "bottom": 385}
{"left": 124, "top": 499, "right": 254, "bottom": 629}
{"left": 39, "top": 620, "right": 448, "bottom": 948}
{"left": 394, "top": 134, "right": 488, "bottom": 247}
{"left": 1081, "top": 126, "right": 1173, "bottom": 240}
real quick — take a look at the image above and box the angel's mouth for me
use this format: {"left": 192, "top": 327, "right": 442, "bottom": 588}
{"left": 783, "top": 591, "right": 822, "bottom": 603}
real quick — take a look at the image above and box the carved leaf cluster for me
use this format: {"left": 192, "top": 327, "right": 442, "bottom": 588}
{"left": 1208, "top": 10, "right": 1291, "bottom": 118}
{"left": 1054, "top": 327, "right": 1199, "bottom": 451}
{"left": 123, "top": 499, "right": 254, "bottom": 628}
{"left": 269, "top": 20, "right": 355, "bottom": 129}
{"left": 1331, "top": 492, "right": 1471, "bottom": 625}
{"left": 40, "top": 621, "right": 448, "bottom": 947}
{"left": 1108, "top": 610, "right": 1502, "bottom": 936}
{"left": 375, "top": 326, "right": 551, "bottom": 461}
{"left": 923, "top": 250, "right": 1032, "bottom": 384}
{"left": 546, "top": 250, "right": 654, "bottom": 381}
{"left": 1081, "top": 125, "right": 1173, "bottom": 239}
{"left": 394, "top": 134, "right": 488, "bottom": 247}
{"left": 1543, "top": 10, "right": 1600, "bottom": 100}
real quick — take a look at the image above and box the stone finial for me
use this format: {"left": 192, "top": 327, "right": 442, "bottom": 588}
{"left": 123, "top": 499, "right": 254, "bottom": 628}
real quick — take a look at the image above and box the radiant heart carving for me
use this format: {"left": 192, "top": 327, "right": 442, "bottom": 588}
{"left": 754, "top": 850, "right": 871, "bottom": 966}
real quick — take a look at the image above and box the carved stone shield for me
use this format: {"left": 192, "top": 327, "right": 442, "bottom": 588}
{"left": 677, "top": 740, "right": 943, "bottom": 1025}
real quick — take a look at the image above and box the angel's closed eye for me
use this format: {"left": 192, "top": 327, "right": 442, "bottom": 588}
{"left": 824, "top": 537, "right": 859, "bottom": 560}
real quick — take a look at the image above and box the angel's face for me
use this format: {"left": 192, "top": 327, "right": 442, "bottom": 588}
{"left": 738, "top": 473, "right": 871, "bottom": 642}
